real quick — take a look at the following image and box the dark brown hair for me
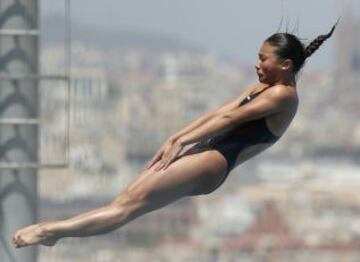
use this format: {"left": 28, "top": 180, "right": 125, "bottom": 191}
{"left": 265, "top": 22, "right": 338, "bottom": 73}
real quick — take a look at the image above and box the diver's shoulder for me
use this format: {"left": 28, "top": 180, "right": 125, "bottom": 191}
{"left": 267, "top": 84, "right": 298, "bottom": 107}
{"left": 270, "top": 84, "right": 297, "bottom": 98}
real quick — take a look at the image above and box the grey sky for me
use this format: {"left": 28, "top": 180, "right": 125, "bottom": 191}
{"left": 42, "top": 0, "right": 354, "bottom": 69}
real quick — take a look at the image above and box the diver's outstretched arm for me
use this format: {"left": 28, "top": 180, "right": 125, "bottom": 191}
{"left": 166, "top": 85, "right": 252, "bottom": 143}
{"left": 147, "top": 90, "right": 250, "bottom": 169}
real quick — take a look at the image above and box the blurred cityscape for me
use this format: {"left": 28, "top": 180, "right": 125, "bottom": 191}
{"left": 36, "top": 3, "right": 360, "bottom": 262}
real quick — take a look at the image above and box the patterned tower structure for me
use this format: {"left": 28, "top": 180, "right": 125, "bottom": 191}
{"left": 0, "top": 1, "right": 39, "bottom": 261}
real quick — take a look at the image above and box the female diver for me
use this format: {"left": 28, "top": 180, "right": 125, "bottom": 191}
{"left": 13, "top": 24, "right": 336, "bottom": 248}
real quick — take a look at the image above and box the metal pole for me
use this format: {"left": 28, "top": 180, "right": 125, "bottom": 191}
{"left": 0, "top": 0, "right": 39, "bottom": 261}
{"left": 65, "top": 0, "right": 71, "bottom": 166}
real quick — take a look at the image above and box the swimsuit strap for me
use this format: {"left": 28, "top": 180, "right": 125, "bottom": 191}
{"left": 240, "top": 86, "right": 272, "bottom": 106}
{"left": 248, "top": 85, "right": 272, "bottom": 99}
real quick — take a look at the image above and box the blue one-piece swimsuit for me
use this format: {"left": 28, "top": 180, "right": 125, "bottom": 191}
{"left": 182, "top": 87, "right": 281, "bottom": 193}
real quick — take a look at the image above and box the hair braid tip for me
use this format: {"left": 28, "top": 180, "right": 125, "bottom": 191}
{"left": 304, "top": 20, "right": 339, "bottom": 59}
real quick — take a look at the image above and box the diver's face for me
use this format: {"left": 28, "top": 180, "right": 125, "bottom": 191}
{"left": 255, "top": 41, "right": 284, "bottom": 84}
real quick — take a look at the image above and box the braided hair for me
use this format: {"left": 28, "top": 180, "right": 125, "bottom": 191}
{"left": 304, "top": 23, "right": 337, "bottom": 58}
{"left": 265, "top": 22, "right": 338, "bottom": 73}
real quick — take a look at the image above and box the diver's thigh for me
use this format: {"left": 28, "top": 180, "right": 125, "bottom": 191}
{"left": 128, "top": 150, "right": 228, "bottom": 201}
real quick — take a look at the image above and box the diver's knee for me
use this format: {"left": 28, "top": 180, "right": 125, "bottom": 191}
{"left": 111, "top": 184, "right": 149, "bottom": 210}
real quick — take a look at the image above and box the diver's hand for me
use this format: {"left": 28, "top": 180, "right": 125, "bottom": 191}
{"left": 155, "top": 140, "right": 184, "bottom": 171}
{"left": 146, "top": 137, "right": 176, "bottom": 169}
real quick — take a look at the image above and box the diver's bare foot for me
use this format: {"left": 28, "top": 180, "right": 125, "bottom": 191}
{"left": 12, "top": 223, "right": 59, "bottom": 248}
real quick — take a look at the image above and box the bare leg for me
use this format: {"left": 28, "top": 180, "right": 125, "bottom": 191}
{"left": 13, "top": 150, "right": 228, "bottom": 248}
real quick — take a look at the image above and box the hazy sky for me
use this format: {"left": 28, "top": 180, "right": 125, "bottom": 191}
{"left": 41, "top": 0, "right": 358, "bottom": 69}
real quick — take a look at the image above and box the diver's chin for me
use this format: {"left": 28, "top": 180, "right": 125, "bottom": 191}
{"left": 258, "top": 77, "right": 272, "bottom": 85}
{"left": 258, "top": 75, "right": 266, "bottom": 83}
